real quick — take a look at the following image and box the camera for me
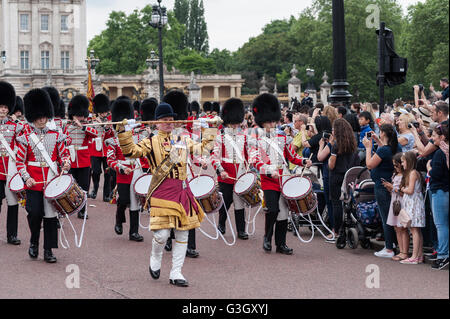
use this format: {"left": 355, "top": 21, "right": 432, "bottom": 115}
{"left": 323, "top": 132, "right": 331, "bottom": 140}
{"left": 306, "top": 125, "right": 311, "bottom": 131}
{"left": 366, "top": 132, "right": 372, "bottom": 138}
{"left": 408, "top": 122, "right": 420, "bottom": 129}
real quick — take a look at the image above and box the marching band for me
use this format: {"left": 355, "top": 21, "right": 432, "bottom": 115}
{"left": 0, "top": 80, "right": 314, "bottom": 287}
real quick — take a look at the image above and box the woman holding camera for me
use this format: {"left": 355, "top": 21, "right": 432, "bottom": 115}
{"left": 397, "top": 114, "right": 416, "bottom": 152}
{"left": 328, "top": 119, "right": 359, "bottom": 241}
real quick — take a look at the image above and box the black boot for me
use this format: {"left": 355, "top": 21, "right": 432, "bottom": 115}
{"left": 263, "top": 211, "right": 278, "bottom": 252}
{"left": 28, "top": 243, "right": 39, "bottom": 259}
{"left": 115, "top": 204, "right": 126, "bottom": 235}
{"left": 6, "top": 205, "right": 20, "bottom": 245}
{"left": 275, "top": 220, "right": 293, "bottom": 255}
{"left": 88, "top": 190, "right": 97, "bottom": 199}
{"left": 77, "top": 207, "right": 88, "bottom": 220}
{"left": 44, "top": 249, "right": 57, "bottom": 263}
{"left": 217, "top": 206, "right": 227, "bottom": 234}
{"left": 235, "top": 209, "right": 248, "bottom": 240}
{"left": 165, "top": 239, "right": 172, "bottom": 251}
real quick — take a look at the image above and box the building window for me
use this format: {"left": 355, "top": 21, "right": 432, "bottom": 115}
{"left": 20, "top": 51, "right": 30, "bottom": 70}
{"left": 20, "top": 14, "right": 29, "bottom": 31}
{"left": 61, "top": 51, "right": 70, "bottom": 70}
{"left": 41, "top": 51, "right": 50, "bottom": 70}
{"left": 41, "top": 14, "right": 49, "bottom": 31}
{"left": 61, "top": 15, "right": 69, "bottom": 31}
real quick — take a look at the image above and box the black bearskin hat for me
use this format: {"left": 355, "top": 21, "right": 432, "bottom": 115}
{"left": 252, "top": 93, "right": 281, "bottom": 128}
{"left": 58, "top": 100, "right": 66, "bottom": 118}
{"left": 42, "top": 86, "right": 61, "bottom": 114}
{"left": 93, "top": 94, "right": 110, "bottom": 114}
{"left": 203, "top": 101, "right": 212, "bottom": 112}
{"left": 23, "top": 88, "right": 54, "bottom": 123}
{"left": 133, "top": 100, "right": 141, "bottom": 112}
{"left": 12, "top": 96, "right": 24, "bottom": 115}
{"left": 140, "top": 98, "right": 158, "bottom": 121}
{"left": 221, "top": 98, "right": 245, "bottom": 125}
{"left": 190, "top": 101, "right": 200, "bottom": 113}
{"left": 163, "top": 90, "right": 188, "bottom": 121}
{"left": 68, "top": 95, "right": 89, "bottom": 119}
{"left": 212, "top": 102, "right": 221, "bottom": 114}
{"left": 111, "top": 97, "right": 134, "bottom": 123}
{"left": 0, "top": 81, "right": 16, "bottom": 113}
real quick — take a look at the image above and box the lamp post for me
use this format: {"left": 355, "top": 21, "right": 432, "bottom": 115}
{"left": 149, "top": 0, "right": 168, "bottom": 101}
{"left": 146, "top": 50, "right": 159, "bottom": 71}
{"left": 306, "top": 68, "right": 315, "bottom": 91}
{"left": 85, "top": 49, "right": 100, "bottom": 79}
{"left": 1, "top": 51, "right": 6, "bottom": 64}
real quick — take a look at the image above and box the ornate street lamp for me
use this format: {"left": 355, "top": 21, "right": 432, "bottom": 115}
{"left": 146, "top": 50, "right": 159, "bottom": 70}
{"left": 85, "top": 49, "right": 100, "bottom": 77}
{"left": 149, "top": 0, "right": 168, "bottom": 101}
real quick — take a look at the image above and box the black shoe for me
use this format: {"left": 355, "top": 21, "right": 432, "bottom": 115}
{"left": 28, "top": 244, "right": 38, "bottom": 259}
{"left": 89, "top": 192, "right": 97, "bottom": 199}
{"left": 129, "top": 233, "right": 144, "bottom": 242}
{"left": 114, "top": 224, "right": 123, "bottom": 235}
{"left": 218, "top": 224, "right": 226, "bottom": 235}
{"left": 169, "top": 279, "right": 189, "bottom": 287}
{"left": 263, "top": 236, "right": 272, "bottom": 252}
{"left": 103, "top": 196, "right": 111, "bottom": 203}
{"left": 78, "top": 212, "right": 88, "bottom": 219}
{"left": 432, "top": 257, "right": 449, "bottom": 270}
{"left": 149, "top": 266, "right": 160, "bottom": 280}
{"left": 7, "top": 235, "right": 21, "bottom": 245}
{"left": 276, "top": 244, "right": 293, "bottom": 255}
{"left": 186, "top": 248, "right": 199, "bottom": 258}
{"left": 165, "top": 240, "right": 172, "bottom": 252}
{"left": 44, "top": 249, "right": 57, "bottom": 263}
{"left": 238, "top": 231, "right": 249, "bottom": 240}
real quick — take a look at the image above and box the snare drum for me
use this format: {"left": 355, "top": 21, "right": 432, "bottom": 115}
{"left": 234, "top": 172, "right": 262, "bottom": 207}
{"left": 281, "top": 176, "right": 317, "bottom": 215}
{"left": 133, "top": 174, "right": 153, "bottom": 207}
{"left": 8, "top": 173, "right": 26, "bottom": 203}
{"left": 44, "top": 175, "right": 87, "bottom": 217}
{"left": 189, "top": 175, "right": 222, "bottom": 214}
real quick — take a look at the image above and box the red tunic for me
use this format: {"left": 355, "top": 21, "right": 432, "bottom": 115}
{"left": 106, "top": 137, "right": 134, "bottom": 184}
{"left": 0, "top": 118, "right": 25, "bottom": 181}
{"left": 15, "top": 126, "right": 70, "bottom": 192}
{"left": 64, "top": 123, "right": 98, "bottom": 168}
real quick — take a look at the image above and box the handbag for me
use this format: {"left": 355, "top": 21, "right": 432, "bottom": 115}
{"left": 392, "top": 196, "right": 402, "bottom": 216}
{"left": 398, "top": 209, "right": 412, "bottom": 228}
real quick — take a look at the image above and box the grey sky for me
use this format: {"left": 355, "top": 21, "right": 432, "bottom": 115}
{"left": 87, "top": 0, "right": 422, "bottom": 52}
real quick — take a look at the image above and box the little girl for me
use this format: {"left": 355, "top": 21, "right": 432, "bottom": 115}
{"left": 385, "top": 153, "right": 409, "bottom": 261}
{"left": 399, "top": 151, "right": 426, "bottom": 264}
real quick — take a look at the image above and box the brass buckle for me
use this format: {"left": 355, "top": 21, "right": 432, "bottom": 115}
{"left": 40, "top": 162, "right": 47, "bottom": 167}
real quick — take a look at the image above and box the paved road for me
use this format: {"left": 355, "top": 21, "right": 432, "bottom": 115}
{"left": 0, "top": 185, "right": 448, "bottom": 300}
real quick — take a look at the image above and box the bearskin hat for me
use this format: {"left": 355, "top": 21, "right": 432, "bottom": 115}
{"left": 212, "top": 102, "right": 221, "bottom": 114}
{"left": 133, "top": 100, "right": 141, "bottom": 112}
{"left": 111, "top": 98, "right": 134, "bottom": 123}
{"left": 68, "top": 95, "right": 89, "bottom": 119}
{"left": 58, "top": 100, "right": 66, "bottom": 118}
{"left": 163, "top": 90, "right": 188, "bottom": 121}
{"left": 93, "top": 94, "right": 110, "bottom": 114}
{"left": 252, "top": 93, "right": 281, "bottom": 128}
{"left": 12, "top": 96, "right": 24, "bottom": 115}
{"left": 23, "top": 88, "right": 54, "bottom": 123}
{"left": 42, "top": 86, "right": 61, "bottom": 114}
{"left": 0, "top": 81, "right": 16, "bottom": 113}
{"left": 190, "top": 101, "right": 200, "bottom": 113}
{"left": 203, "top": 101, "right": 212, "bottom": 113}
{"left": 140, "top": 98, "right": 158, "bottom": 121}
{"left": 221, "top": 98, "right": 245, "bottom": 125}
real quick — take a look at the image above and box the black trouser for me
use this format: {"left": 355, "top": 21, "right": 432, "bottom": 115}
{"left": 116, "top": 183, "right": 139, "bottom": 235}
{"left": 168, "top": 228, "right": 196, "bottom": 250}
{"left": 263, "top": 190, "right": 288, "bottom": 247}
{"left": 25, "top": 190, "right": 58, "bottom": 249}
{"left": 90, "top": 156, "right": 111, "bottom": 198}
{"left": 69, "top": 167, "right": 90, "bottom": 214}
{"left": 218, "top": 182, "right": 246, "bottom": 233}
{"left": 109, "top": 169, "right": 117, "bottom": 198}
{"left": 329, "top": 172, "right": 345, "bottom": 233}
{"left": 0, "top": 180, "right": 19, "bottom": 237}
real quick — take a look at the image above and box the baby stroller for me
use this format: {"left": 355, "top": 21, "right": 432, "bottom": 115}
{"left": 336, "top": 167, "right": 383, "bottom": 249}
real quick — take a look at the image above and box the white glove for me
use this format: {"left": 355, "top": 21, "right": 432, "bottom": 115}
{"left": 124, "top": 119, "right": 140, "bottom": 131}
{"left": 199, "top": 118, "right": 209, "bottom": 129}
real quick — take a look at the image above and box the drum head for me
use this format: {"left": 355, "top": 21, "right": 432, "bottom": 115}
{"left": 134, "top": 174, "right": 153, "bottom": 196}
{"left": 44, "top": 175, "right": 73, "bottom": 198}
{"left": 282, "top": 177, "right": 311, "bottom": 199}
{"left": 189, "top": 175, "right": 215, "bottom": 198}
{"left": 234, "top": 173, "right": 256, "bottom": 194}
{"left": 9, "top": 173, "right": 25, "bottom": 192}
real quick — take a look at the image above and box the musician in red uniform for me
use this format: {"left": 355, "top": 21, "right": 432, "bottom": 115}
{"left": 42, "top": 86, "right": 64, "bottom": 132}
{"left": 106, "top": 98, "right": 143, "bottom": 242}
{"left": 88, "top": 94, "right": 114, "bottom": 201}
{"left": 11, "top": 96, "right": 25, "bottom": 122}
{"left": 65, "top": 95, "right": 99, "bottom": 219}
{"left": 249, "top": 93, "right": 312, "bottom": 255}
{"left": 186, "top": 101, "right": 200, "bottom": 134}
{"left": 16, "top": 88, "right": 71, "bottom": 263}
{"left": 0, "top": 81, "right": 24, "bottom": 245}
{"left": 211, "top": 98, "right": 249, "bottom": 240}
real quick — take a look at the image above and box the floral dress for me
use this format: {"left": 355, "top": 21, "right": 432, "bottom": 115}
{"left": 402, "top": 179, "right": 425, "bottom": 228}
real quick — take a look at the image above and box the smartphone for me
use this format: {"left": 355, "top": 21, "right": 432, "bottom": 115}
{"left": 306, "top": 125, "right": 311, "bottom": 131}
{"left": 323, "top": 132, "right": 331, "bottom": 140}
{"left": 381, "top": 178, "right": 387, "bottom": 182}
{"left": 366, "top": 132, "right": 372, "bottom": 138}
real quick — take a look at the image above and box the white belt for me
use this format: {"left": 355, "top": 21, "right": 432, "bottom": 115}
{"left": 28, "top": 161, "right": 50, "bottom": 168}
{"left": 74, "top": 146, "right": 88, "bottom": 151}
{"left": 119, "top": 160, "right": 133, "bottom": 165}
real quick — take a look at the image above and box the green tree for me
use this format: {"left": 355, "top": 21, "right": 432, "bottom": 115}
{"left": 186, "top": 0, "right": 209, "bottom": 53}
{"left": 174, "top": 0, "right": 190, "bottom": 48}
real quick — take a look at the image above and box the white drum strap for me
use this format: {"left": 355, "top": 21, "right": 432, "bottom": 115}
{"left": 224, "top": 134, "right": 245, "bottom": 164}
{"left": 0, "top": 133, "right": 15, "bottom": 160}
{"left": 29, "top": 133, "right": 59, "bottom": 175}
{"left": 245, "top": 204, "right": 262, "bottom": 236}
{"left": 261, "top": 136, "right": 288, "bottom": 168}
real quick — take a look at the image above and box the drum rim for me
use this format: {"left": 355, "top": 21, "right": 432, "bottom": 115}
{"left": 8, "top": 172, "right": 26, "bottom": 192}
{"left": 281, "top": 175, "right": 312, "bottom": 200}
{"left": 43, "top": 174, "right": 74, "bottom": 199}
{"left": 234, "top": 171, "right": 257, "bottom": 195}
{"left": 133, "top": 173, "right": 152, "bottom": 196}
{"left": 188, "top": 174, "right": 217, "bottom": 199}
